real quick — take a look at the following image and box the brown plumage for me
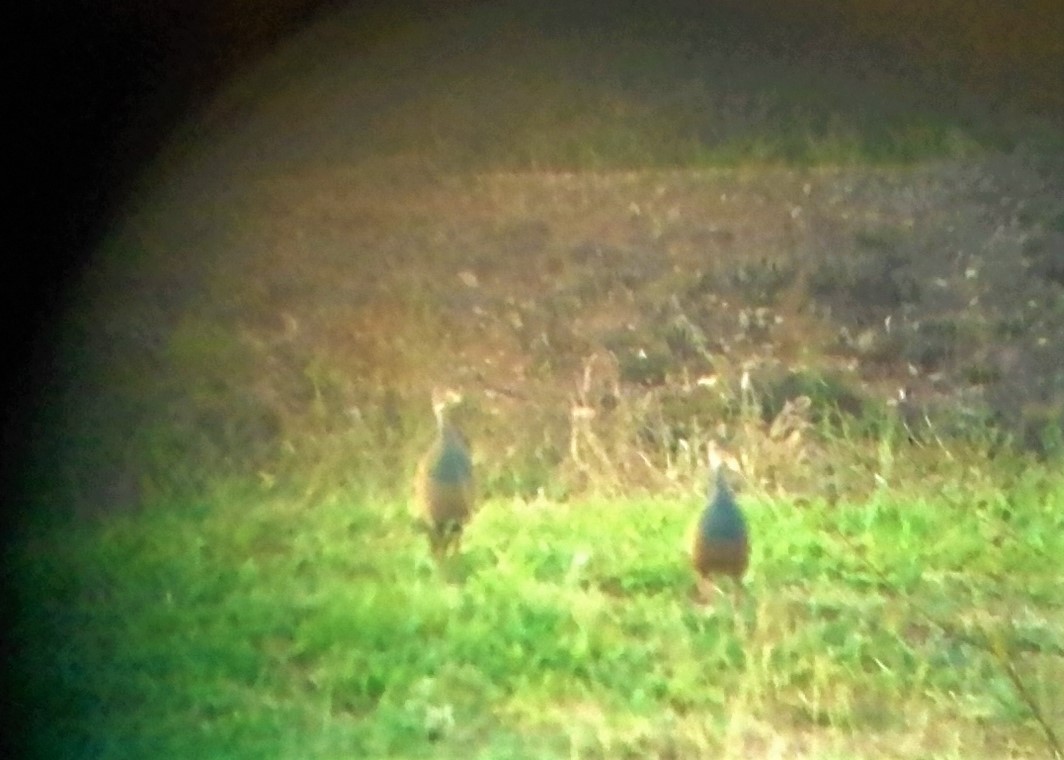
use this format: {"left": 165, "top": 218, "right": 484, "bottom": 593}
{"left": 415, "top": 388, "right": 475, "bottom": 560}
{"left": 690, "top": 447, "right": 749, "bottom": 599}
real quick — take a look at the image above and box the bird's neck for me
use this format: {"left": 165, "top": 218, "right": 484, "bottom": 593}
{"left": 437, "top": 414, "right": 462, "bottom": 444}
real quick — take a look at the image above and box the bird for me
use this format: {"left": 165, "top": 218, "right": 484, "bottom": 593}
{"left": 414, "top": 388, "right": 475, "bottom": 561}
{"left": 691, "top": 447, "right": 749, "bottom": 600}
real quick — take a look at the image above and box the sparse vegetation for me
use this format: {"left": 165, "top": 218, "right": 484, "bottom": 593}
{"left": 10, "top": 422, "right": 1064, "bottom": 758}
{"left": 11, "top": 0, "right": 1064, "bottom": 757}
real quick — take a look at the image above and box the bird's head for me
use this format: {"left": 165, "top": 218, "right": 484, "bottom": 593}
{"left": 706, "top": 441, "right": 742, "bottom": 492}
{"left": 431, "top": 387, "right": 464, "bottom": 427}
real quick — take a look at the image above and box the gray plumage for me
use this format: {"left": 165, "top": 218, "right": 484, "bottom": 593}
{"left": 415, "top": 389, "right": 474, "bottom": 559}
{"left": 692, "top": 463, "right": 750, "bottom": 583}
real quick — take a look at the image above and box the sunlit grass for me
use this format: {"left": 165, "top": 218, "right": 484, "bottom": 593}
{"left": 11, "top": 445, "right": 1064, "bottom": 758}
{"left": 13, "top": 3, "right": 1064, "bottom": 757}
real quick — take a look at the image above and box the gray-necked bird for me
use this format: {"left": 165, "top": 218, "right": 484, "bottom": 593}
{"left": 691, "top": 449, "right": 749, "bottom": 598}
{"left": 415, "top": 388, "right": 475, "bottom": 560}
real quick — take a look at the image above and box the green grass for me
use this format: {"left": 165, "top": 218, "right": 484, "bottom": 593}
{"left": 14, "top": 4, "right": 1064, "bottom": 756}
{"left": 10, "top": 450, "right": 1064, "bottom": 758}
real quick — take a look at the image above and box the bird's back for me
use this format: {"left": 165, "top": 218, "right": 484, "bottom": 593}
{"left": 692, "top": 468, "right": 749, "bottom": 580}
{"left": 417, "top": 420, "right": 474, "bottom": 553}
{"left": 430, "top": 426, "right": 473, "bottom": 485}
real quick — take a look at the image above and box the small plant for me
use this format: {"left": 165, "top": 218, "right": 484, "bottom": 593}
{"left": 728, "top": 256, "right": 799, "bottom": 306}
{"left": 854, "top": 226, "right": 904, "bottom": 253}
{"left": 9, "top": 437, "right": 1063, "bottom": 757}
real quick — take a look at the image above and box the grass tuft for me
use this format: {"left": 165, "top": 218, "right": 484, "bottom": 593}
{"left": 9, "top": 441, "right": 1064, "bottom": 757}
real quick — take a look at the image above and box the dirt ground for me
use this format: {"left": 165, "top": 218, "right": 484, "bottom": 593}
{"left": 45, "top": 3, "right": 1064, "bottom": 510}
{"left": 203, "top": 155, "right": 1064, "bottom": 425}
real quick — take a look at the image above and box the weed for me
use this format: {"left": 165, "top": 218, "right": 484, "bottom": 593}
{"left": 11, "top": 2, "right": 1064, "bottom": 756}
{"left": 9, "top": 441, "right": 1064, "bottom": 757}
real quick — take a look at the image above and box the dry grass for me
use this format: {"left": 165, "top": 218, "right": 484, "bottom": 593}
{"left": 12, "top": 3, "right": 1064, "bottom": 756}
